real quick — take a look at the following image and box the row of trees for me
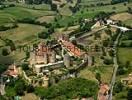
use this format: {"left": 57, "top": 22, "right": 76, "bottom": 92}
{"left": 0, "top": 23, "right": 18, "bottom": 31}
{"left": 111, "top": 0, "right": 129, "bottom": 4}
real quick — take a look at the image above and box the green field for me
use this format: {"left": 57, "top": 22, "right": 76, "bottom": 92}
{"left": 0, "top": 6, "right": 55, "bottom": 25}
{"left": 118, "top": 48, "right": 132, "bottom": 65}
{"left": 0, "top": 23, "right": 44, "bottom": 45}
{"left": 123, "top": 19, "right": 132, "bottom": 27}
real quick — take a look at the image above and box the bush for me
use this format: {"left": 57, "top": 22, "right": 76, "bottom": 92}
{"left": 18, "top": 18, "right": 35, "bottom": 24}
{"left": 103, "top": 58, "right": 113, "bottom": 65}
{"left": 21, "top": 63, "right": 29, "bottom": 70}
{"left": 1, "top": 48, "right": 10, "bottom": 56}
{"left": 38, "top": 31, "right": 50, "bottom": 39}
{"left": 0, "top": 23, "right": 18, "bottom": 31}
{"left": 27, "top": 85, "right": 35, "bottom": 93}
{"left": 9, "top": 4, "right": 15, "bottom": 7}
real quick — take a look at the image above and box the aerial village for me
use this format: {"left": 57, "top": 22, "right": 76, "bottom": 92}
{"left": 0, "top": 0, "right": 132, "bottom": 99}
{"left": 1, "top": 18, "right": 132, "bottom": 98}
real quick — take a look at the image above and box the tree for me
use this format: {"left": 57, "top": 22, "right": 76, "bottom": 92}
{"left": 38, "top": 31, "right": 50, "bottom": 39}
{"left": 95, "top": 72, "right": 101, "bottom": 83}
{"left": 15, "top": 79, "right": 27, "bottom": 96}
{"left": 117, "top": 65, "right": 127, "bottom": 75}
{"left": 114, "top": 81, "right": 124, "bottom": 93}
{"left": 103, "top": 58, "right": 113, "bottom": 65}
{"left": 5, "top": 39, "right": 16, "bottom": 51}
{"left": 127, "top": 88, "right": 132, "bottom": 100}
{"left": 21, "top": 63, "right": 29, "bottom": 71}
{"left": 35, "top": 78, "right": 98, "bottom": 99}
{"left": 109, "top": 49, "right": 114, "bottom": 57}
{"left": 51, "top": 3, "right": 57, "bottom": 11}
{"left": 2, "top": 48, "right": 10, "bottom": 56}
{"left": 0, "top": 64, "right": 8, "bottom": 74}
{"left": 125, "top": 61, "right": 130, "bottom": 68}
{"left": 27, "top": 85, "right": 35, "bottom": 93}
{"left": 128, "top": 7, "right": 132, "bottom": 14}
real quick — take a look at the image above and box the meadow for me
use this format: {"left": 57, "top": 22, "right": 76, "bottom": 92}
{"left": 118, "top": 47, "right": 132, "bottom": 65}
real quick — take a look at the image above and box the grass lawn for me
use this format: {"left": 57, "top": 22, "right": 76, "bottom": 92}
{"left": 0, "top": 23, "right": 44, "bottom": 45}
{"left": 118, "top": 47, "right": 132, "bottom": 65}
{"left": 79, "top": 65, "right": 113, "bottom": 83}
{"left": 123, "top": 19, "right": 132, "bottom": 27}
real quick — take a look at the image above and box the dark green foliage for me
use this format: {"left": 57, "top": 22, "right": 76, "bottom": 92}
{"left": 103, "top": 58, "right": 113, "bottom": 65}
{"left": 35, "top": 78, "right": 98, "bottom": 99}
{"left": 117, "top": 65, "right": 127, "bottom": 75}
{"left": 1, "top": 48, "right": 10, "bottom": 56}
{"left": 111, "top": 0, "right": 128, "bottom": 4}
{"left": 21, "top": 63, "right": 29, "bottom": 71}
{"left": 51, "top": 3, "right": 57, "bottom": 11}
{"left": 127, "top": 88, "right": 132, "bottom": 100}
{"left": 0, "top": 23, "right": 18, "bottom": 31}
{"left": 18, "top": 17, "right": 36, "bottom": 24}
{"left": 94, "top": 12, "right": 114, "bottom": 20}
{"left": 38, "top": 31, "right": 50, "bottom": 39}
{"left": 114, "top": 81, "right": 124, "bottom": 93}
{"left": 127, "top": 7, "right": 132, "bottom": 14}
{"left": 109, "top": 49, "right": 115, "bottom": 57}
{"left": 0, "top": 64, "right": 8, "bottom": 74}
{"left": 4, "top": 39, "right": 16, "bottom": 51}
{"left": 95, "top": 72, "right": 101, "bottom": 83}
{"left": 0, "top": 95, "right": 6, "bottom": 100}
{"left": 27, "top": 85, "right": 35, "bottom": 93}
{"left": 15, "top": 79, "right": 27, "bottom": 96}
{"left": 25, "top": 0, "right": 52, "bottom": 4}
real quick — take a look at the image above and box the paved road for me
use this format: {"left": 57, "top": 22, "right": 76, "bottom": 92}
{"left": 108, "top": 32, "right": 122, "bottom": 100}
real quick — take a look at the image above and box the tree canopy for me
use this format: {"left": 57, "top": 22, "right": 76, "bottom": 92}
{"left": 35, "top": 78, "right": 98, "bottom": 99}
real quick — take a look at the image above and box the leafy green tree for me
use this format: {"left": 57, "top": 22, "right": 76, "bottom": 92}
{"left": 114, "top": 81, "right": 124, "bottom": 93}
{"left": 0, "top": 64, "right": 8, "bottom": 74}
{"left": 15, "top": 79, "right": 27, "bottom": 96}
{"left": 95, "top": 72, "right": 101, "bottom": 83}
{"left": 2, "top": 48, "right": 10, "bottom": 56}
{"left": 27, "top": 85, "right": 35, "bottom": 93}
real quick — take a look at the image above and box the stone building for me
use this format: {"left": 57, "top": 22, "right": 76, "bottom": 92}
{"left": 29, "top": 42, "right": 56, "bottom": 74}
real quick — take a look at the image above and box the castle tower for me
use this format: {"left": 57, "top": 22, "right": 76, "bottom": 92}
{"left": 49, "top": 51, "right": 56, "bottom": 63}
{"left": 64, "top": 53, "right": 71, "bottom": 68}
{"left": 42, "top": 75, "right": 49, "bottom": 87}
{"left": 43, "top": 53, "right": 48, "bottom": 64}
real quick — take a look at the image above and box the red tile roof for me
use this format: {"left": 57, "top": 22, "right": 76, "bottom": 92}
{"left": 98, "top": 83, "right": 109, "bottom": 100}
{"left": 59, "top": 38, "right": 85, "bottom": 57}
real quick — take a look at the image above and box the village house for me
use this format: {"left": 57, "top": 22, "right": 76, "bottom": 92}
{"left": 2, "top": 63, "right": 18, "bottom": 78}
{"left": 121, "top": 73, "right": 132, "bottom": 87}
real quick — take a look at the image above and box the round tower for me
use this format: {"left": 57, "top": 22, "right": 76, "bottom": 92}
{"left": 64, "top": 53, "right": 71, "bottom": 68}
{"left": 50, "top": 51, "right": 56, "bottom": 63}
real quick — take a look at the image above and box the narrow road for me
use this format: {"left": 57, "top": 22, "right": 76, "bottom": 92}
{"left": 108, "top": 32, "right": 122, "bottom": 100}
{"left": 77, "top": 26, "right": 107, "bottom": 41}
{"left": 0, "top": 76, "right": 5, "bottom": 95}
